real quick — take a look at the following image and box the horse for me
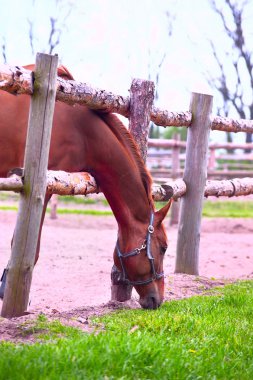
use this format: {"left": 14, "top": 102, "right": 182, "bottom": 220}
{"left": 0, "top": 64, "right": 171, "bottom": 309}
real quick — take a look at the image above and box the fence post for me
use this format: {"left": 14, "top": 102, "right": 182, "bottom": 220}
{"left": 50, "top": 194, "right": 58, "bottom": 219}
{"left": 1, "top": 53, "right": 58, "bottom": 318}
{"left": 175, "top": 92, "right": 213, "bottom": 275}
{"left": 129, "top": 79, "right": 155, "bottom": 161}
{"left": 170, "top": 133, "right": 181, "bottom": 225}
{"left": 208, "top": 147, "right": 216, "bottom": 173}
{"left": 111, "top": 78, "right": 155, "bottom": 302}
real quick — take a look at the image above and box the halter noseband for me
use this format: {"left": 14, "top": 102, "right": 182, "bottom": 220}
{"left": 115, "top": 212, "right": 164, "bottom": 286}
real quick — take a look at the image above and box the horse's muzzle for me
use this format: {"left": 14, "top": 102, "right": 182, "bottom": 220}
{"left": 139, "top": 294, "right": 163, "bottom": 310}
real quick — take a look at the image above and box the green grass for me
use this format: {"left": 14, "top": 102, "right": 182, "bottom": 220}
{"left": 0, "top": 205, "right": 113, "bottom": 216}
{"left": 1, "top": 281, "right": 253, "bottom": 379}
{"left": 1, "top": 198, "right": 253, "bottom": 218}
{"left": 57, "top": 195, "right": 109, "bottom": 207}
{"left": 202, "top": 200, "right": 253, "bottom": 218}
{"left": 56, "top": 208, "right": 112, "bottom": 216}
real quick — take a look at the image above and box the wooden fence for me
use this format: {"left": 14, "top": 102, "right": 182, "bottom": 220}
{"left": 147, "top": 139, "right": 253, "bottom": 182}
{"left": 1, "top": 53, "right": 253, "bottom": 317}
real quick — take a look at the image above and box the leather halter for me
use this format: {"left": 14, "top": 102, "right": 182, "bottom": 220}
{"left": 115, "top": 212, "right": 164, "bottom": 286}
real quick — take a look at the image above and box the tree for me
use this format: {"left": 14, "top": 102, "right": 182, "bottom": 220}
{"left": 27, "top": 1, "right": 73, "bottom": 57}
{"left": 1, "top": 0, "right": 72, "bottom": 63}
{"left": 208, "top": 0, "right": 253, "bottom": 145}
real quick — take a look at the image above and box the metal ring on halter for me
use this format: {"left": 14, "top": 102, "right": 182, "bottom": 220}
{"left": 148, "top": 225, "right": 154, "bottom": 234}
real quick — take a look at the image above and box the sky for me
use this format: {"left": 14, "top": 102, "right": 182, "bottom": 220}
{"left": 0, "top": 0, "right": 252, "bottom": 143}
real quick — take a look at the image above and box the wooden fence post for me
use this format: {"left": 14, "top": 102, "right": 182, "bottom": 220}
{"left": 50, "top": 194, "right": 58, "bottom": 219}
{"left": 1, "top": 53, "right": 58, "bottom": 318}
{"left": 208, "top": 147, "right": 216, "bottom": 173}
{"left": 170, "top": 133, "right": 181, "bottom": 225}
{"left": 129, "top": 79, "right": 155, "bottom": 161}
{"left": 175, "top": 92, "right": 213, "bottom": 275}
{"left": 111, "top": 78, "right": 155, "bottom": 302}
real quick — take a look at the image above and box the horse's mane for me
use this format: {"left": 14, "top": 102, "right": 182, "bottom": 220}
{"left": 23, "top": 64, "right": 74, "bottom": 80}
{"left": 98, "top": 113, "right": 154, "bottom": 207}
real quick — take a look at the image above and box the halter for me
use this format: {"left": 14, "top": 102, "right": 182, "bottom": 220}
{"left": 115, "top": 212, "right": 164, "bottom": 286}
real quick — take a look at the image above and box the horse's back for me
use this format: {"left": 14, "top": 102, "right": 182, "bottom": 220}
{"left": 0, "top": 89, "right": 117, "bottom": 177}
{"left": 0, "top": 62, "right": 132, "bottom": 177}
{"left": 0, "top": 91, "right": 30, "bottom": 177}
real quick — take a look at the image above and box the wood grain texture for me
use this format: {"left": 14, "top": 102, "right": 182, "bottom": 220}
{"left": 175, "top": 92, "right": 213, "bottom": 275}
{"left": 129, "top": 79, "right": 154, "bottom": 162}
{"left": 1, "top": 63, "right": 253, "bottom": 133}
{"left": 1, "top": 53, "right": 58, "bottom": 318}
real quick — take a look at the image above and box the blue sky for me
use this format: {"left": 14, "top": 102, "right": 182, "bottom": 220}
{"left": 1, "top": 0, "right": 252, "bottom": 142}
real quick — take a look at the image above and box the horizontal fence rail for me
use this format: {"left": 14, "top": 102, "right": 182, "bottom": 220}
{"left": 0, "top": 63, "right": 191, "bottom": 127}
{"left": 148, "top": 138, "right": 253, "bottom": 182}
{"left": 1, "top": 171, "right": 253, "bottom": 200}
{"left": 148, "top": 139, "right": 253, "bottom": 150}
{"left": 1, "top": 63, "right": 253, "bottom": 133}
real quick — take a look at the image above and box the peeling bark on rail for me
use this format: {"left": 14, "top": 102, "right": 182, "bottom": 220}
{"left": 204, "top": 177, "right": 253, "bottom": 198}
{"left": 0, "top": 171, "right": 99, "bottom": 195}
{"left": 46, "top": 171, "right": 99, "bottom": 195}
{"left": 152, "top": 179, "right": 186, "bottom": 201}
{"left": 151, "top": 108, "right": 192, "bottom": 127}
{"left": 1, "top": 63, "right": 253, "bottom": 132}
{"left": 0, "top": 175, "right": 23, "bottom": 192}
{"left": 0, "top": 171, "right": 185, "bottom": 201}
{"left": 2, "top": 173, "right": 253, "bottom": 200}
{"left": 0, "top": 63, "right": 192, "bottom": 127}
{"left": 0, "top": 64, "right": 33, "bottom": 94}
{"left": 211, "top": 115, "right": 253, "bottom": 134}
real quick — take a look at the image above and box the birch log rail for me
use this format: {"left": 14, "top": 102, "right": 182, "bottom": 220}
{"left": 1, "top": 172, "right": 253, "bottom": 200}
{"left": 0, "top": 63, "right": 191, "bottom": 127}
{"left": 1, "top": 63, "right": 253, "bottom": 132}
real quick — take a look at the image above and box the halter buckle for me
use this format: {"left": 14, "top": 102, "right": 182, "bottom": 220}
{"left": 136, "top": 242, "right": 146, "bottom": 254}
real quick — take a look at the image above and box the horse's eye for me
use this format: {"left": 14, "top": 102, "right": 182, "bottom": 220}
{"left": 161, "top": 246, "right": 167, "bottom": 255}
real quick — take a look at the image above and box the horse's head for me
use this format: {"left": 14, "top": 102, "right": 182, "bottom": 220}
{"left": 114, "top": 200, "right": 172, "bottom": 309}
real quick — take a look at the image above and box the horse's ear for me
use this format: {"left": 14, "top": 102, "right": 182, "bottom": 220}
{"left": 155, "top": 199, "right": 173, "bottom": 225}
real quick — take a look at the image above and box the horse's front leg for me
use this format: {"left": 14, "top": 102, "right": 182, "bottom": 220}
{"left": 0, "top": 193, "right": 52, "bottom": 299}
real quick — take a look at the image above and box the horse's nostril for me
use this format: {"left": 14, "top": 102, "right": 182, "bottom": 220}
{"left": 150, "top": 296, "right": 159, "bottom": 310}
{"left": 141, "top": 296, "right": 160, "bottom": 310}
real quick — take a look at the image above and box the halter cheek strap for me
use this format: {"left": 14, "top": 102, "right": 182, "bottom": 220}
{"left": 115, "top": 212, "right": 164, "bottom": 286}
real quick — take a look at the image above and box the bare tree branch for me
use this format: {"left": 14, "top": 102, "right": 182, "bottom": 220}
{"left": 27, "top": 19, "right": 35, "bottom": 56}
{"left": 48, "top": 17, "right": 62, "bottom": 54}
{"left": 1, "top": 38, "right": 7, "bottom": 64}
{"left": 208, "top": 0, "right": 253, "bottom": 145}
{"left": 25, "top": 0, "right": 73, "bottom": 56}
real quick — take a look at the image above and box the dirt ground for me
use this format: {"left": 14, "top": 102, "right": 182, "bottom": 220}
{"left": 0, "top": 207, "right": 253, "bottom": 342}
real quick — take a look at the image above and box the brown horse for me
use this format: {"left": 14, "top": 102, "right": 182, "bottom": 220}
{"left": 0, "top": 65, "right": 171, "bottom": 309}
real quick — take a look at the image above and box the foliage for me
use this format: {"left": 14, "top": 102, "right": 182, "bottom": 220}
{"left": 0, "top": 281, "right": 253, "bottom": 379}
{"left": 216, "top": 158, "right": 253, "bottom": 171}
{"left": 163, "top": 126, "right": 187, "bottom": 141}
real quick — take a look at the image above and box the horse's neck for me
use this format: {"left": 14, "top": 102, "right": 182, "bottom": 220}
{"left": 91, "top": 145, "right": 151, "bottom": 230}
{"left": 82, "top": 111, "right": 153, "bottom": 232}
{"left": 100, "top": 170, "right": 151, "bottom": 231}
